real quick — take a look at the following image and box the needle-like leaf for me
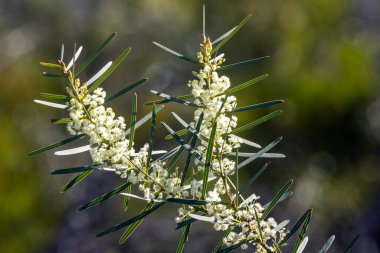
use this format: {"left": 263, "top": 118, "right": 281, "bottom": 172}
{"left": 40, "top": 93, "right": 68, "bottom": 100}
{"left": 50, "top": 164, "right": 99, "bottom": 175}
{"left": 128, "top": 93, "right": 137, "bottom": 149}
{"left": 176, "top": 223, "right": 191, "bottom": 253}
{"left": 202, "top": 121, "right": 217, "bottom": 199}
{"left": 153, "top": 42, "right": 199, "bottom": 64}
{"left": 97, "top": 202, "right": 166, "bottom": 238}
{"left": 105, "top": 78, "right": 148, "bottom": 103}
{"left": 85, "top": 47, "right": 131, "bottom": 95}
{"left": 230, "top": 110, "right": 282, "bottom": 135}
{"left": 341, "top": 235, "right": 360, "bottom": 253}
{"left": 239, "top": 163, "right": 269, "bottom": 194}
{"left": 146, "top": 104, "right": 157, "bottom": 169}
{"left": 219, "top": 56, "right": 270, "bottom": 70}
{"left": 76, "top": 32, "right": 116, "bottom": 75}
{"left": 51, "top": 118, "right": 72, "bottom": 124}
{"left": 261, "top": 179, "right": 293, "bottom": 220}
{"left": 27, "top": 134, "right": 86, "bottom": 156}
{"left": 145, "top": 94, "right": 194, "bottom": 106}
{"left": 227, "top": 100, "right": 284, "bottom": 114}
{"left": 211, "top": 228, "right": 232, "bottom": 253}
{"left": 78, "top": 182, "right": 132, "bottom": 211}
{"left": 279, "top": 209, "right": 312, "bottom": 246}
{"left": 162, "top": 122, "right": 204, "bottom": 163}
{"left": 319, "top": 235, "right": 335, "bottom": 253}
{"left": 236, "top": 137, "right": 282, "bottom": 170}
{"left": 215, "top": 74, "right": 269, "bottom": 98}
{"left": 150, "top": 90, "right": 201, "bottom": 108}
{"left": 211, "top": 15, "right": 251, "bottom": 54}
{"left": 181, "top": 112, "right": 204, "bottom": 185}
{"left": 60, "top": 170, "right": 93, "bottom": 193}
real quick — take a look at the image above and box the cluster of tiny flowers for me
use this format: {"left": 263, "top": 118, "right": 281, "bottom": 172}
{"left": 177, "top": 38, "right": 286, "bottom": 252}
{"left": 66, "top": 84, "right": 148, "bottom": 176}
{"left": 64, "top": 77, "right": 185, "bottom": 202}
{"left": 62, "top": 38, "right": 287, "bottom": 252}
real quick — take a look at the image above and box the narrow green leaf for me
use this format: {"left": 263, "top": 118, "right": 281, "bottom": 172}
{"left": 279, "top": 209, "right": 313, "bottom": 245}
{"left": 253, "top": 207, "right": 264, "bottom": 242}
{"left": 239, "top": 163, "right": 269, "bottom": 194}
{"left": 202, "top": 122, "right": 217, "bottom": 199}
{"left": 319, "top": 235, "right": 335, "bottom": 253}
{"left": 50, "top": 164, "right": 99, "bottom": 175}
{"left": 219, "top": 56, "right": 270, "bottom": 70}
{"left": 212, "top": 228, "right": 232, "bottom": 253}
{"left": 51, "top": 118, "right": 73, "bottom": 124}
{"left": 144, "top": 94, "right": 193, "bottom": 106}
{"left": 292, "top": 209, "right": 312, "bottom": 253}
{"left": 153, "top": 146, "right": 181, "bottom": 163}
{"left": 181, "top": 112, "right": 204, "bottom": 185}
{"left": 86, "top": 47, "right": 131, "bottom": 95}
{"left": 234, "top": 149, "right": 239, "bottom": 207}
{"left": 227, "top": 100, "right": 284, "bottom": 114}
{"left": 76, "top": 32, "right": 116, "bottom": 75}
{"left": 167, "top": 135, "right": 192, "bottom": 171}
{"left": 42, "top": 72, "right": 63, "bottom": 77}
{"left": 213, "top": 26, "right": 237, "bottom": 45}
{"left": 230, "top": 110, "right": 282, "bottom": 135}
{"left": 125, "top": 105, "right": 164, "bottom": 136}
{"left": 161, "top": 122, "right": 204, "bottom": 163}
{"left": 263, "top": 191, "right": 293, "bottom": 209}
{"left": 165, "top": 129, "right": 189, "bottom": 140}
{"left": 123, "top": 185, "right": 132, "bottom": 212}
{"left": 60, "top": 170, "right": 93, "bottom": 193}
{"left": 217, "top": 241, "right": 247, "bottom": 253}
{"left": 128, "top": 93, "right": 137, "bottom": 149}
{"left": 119, "top": 202, "right": 155, "bottom": 244}
{"left": 261, "top": 179, "right": 293, "bottom": 220}
{"left": 97, "top": 202, "right": 166, "bottom": 238}
{"left": 211, "top": 15, "right": 251, "bottom": 54}
{"left": 176, "top": 224, "right": 191, "bottom": 253}
{"left": 40, "top": 93, "right": 68, "bottom": 100}
{"left": 40, "top": 62, "right": 62, "bottom": 68}
{"left": 27, "top": 133, "right": 86, "bottom": 156}
{"left": 166, "top": 198, "right": 208, "bottom": 205}
{"left": 105, "top": 78, "right": 148, "bottom": 103}
{"left": 176, "top": 218, "right": 197, "bottom": 230}
{"left": 172, "top": 112, "right": 208, "bottom": 142}
{"left": 341, "top": 235, "right": 360, "bottom": 253}
{"left": 216, "top": 74, "right": 269, "bottom": 97}
{"left": 153, "top": 42, "right": 199, "bottom": 64}
{"left": 146, "top": 104, "right": 157, "bottom": 169}
{"left": 150, "top": 90, "right": 201, "bottom": 108}
{"left": 236, "top": 137, "right": 282, "bottom": 170}
{"left": 78, "top": 182, "right": 132, "bottom": 211}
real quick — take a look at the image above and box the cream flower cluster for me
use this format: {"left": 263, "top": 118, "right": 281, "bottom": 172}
{"left": 61, "top": 38, "right": 286, "bottom": 252}
{"left": 175, "top": 38, "right": 286, "bottom": 252}
{"left": 66, "top": 85, "right": 148, "bottom": 177}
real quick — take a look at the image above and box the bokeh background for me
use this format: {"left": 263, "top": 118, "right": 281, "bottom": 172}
{"left": 0, "top": 0, "right": 379, "bottom": 252}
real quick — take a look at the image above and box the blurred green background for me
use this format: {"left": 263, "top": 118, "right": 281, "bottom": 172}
{"left": 0, "top": 0, "right": 379, "bottom": 252}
